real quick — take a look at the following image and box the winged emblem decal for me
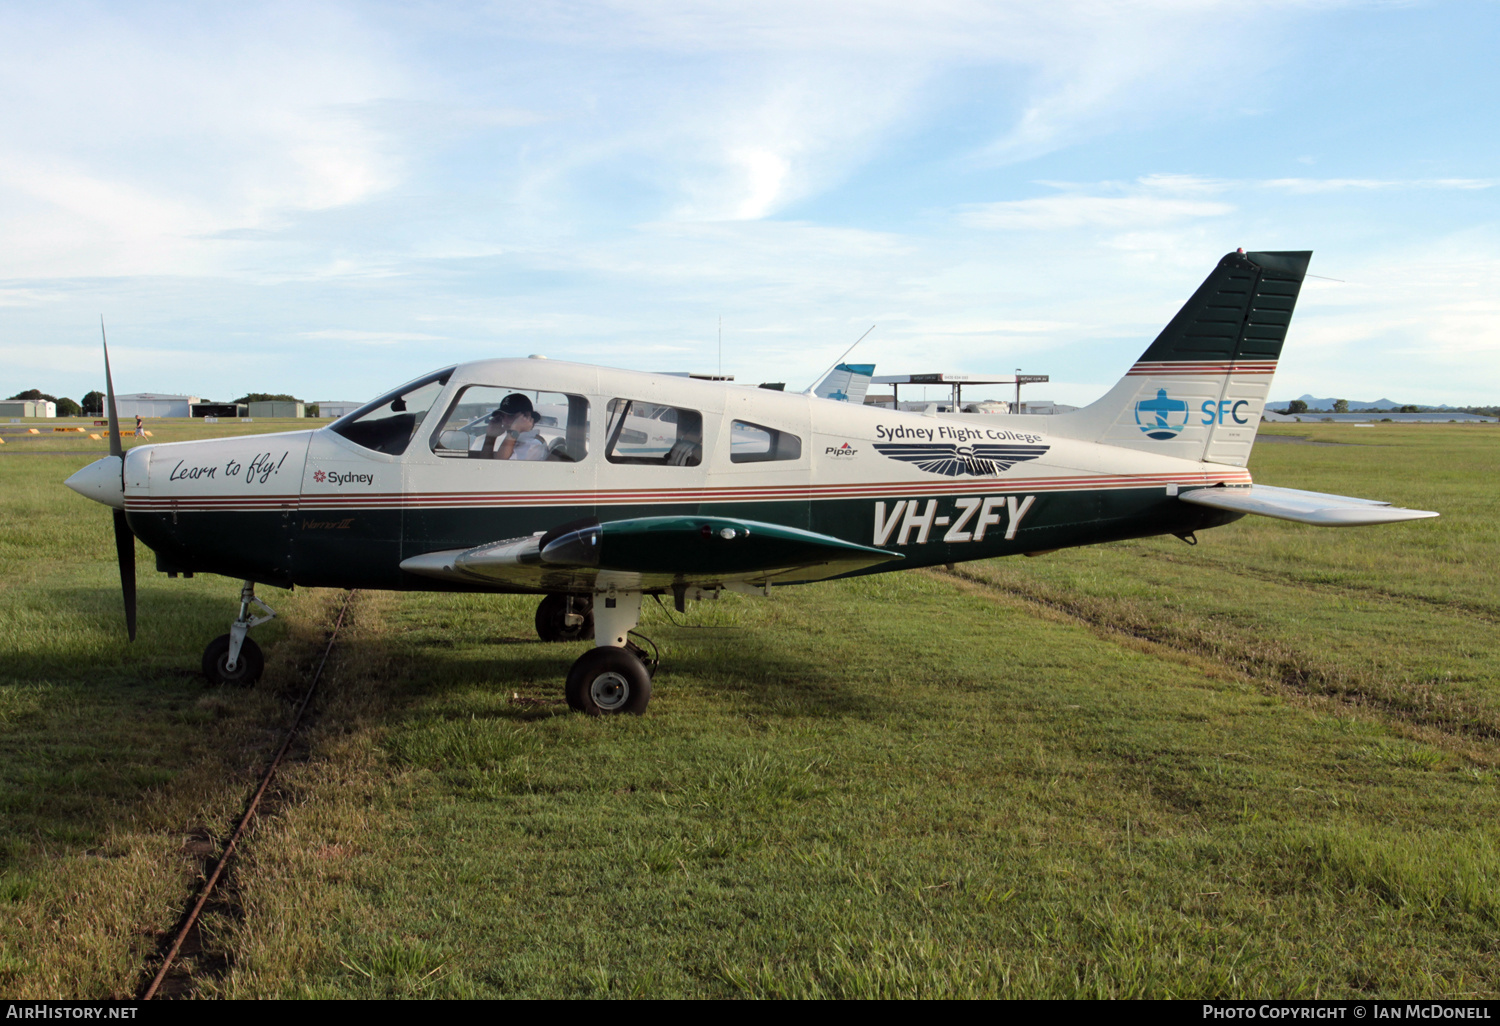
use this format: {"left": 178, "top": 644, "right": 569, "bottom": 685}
{"left": 872, "top": 442, "right": 1049, "bottom": 477}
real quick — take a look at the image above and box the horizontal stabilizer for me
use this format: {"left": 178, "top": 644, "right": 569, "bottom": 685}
{"left": 1178, "top": 484, "right": 1438, "bottom": 526}
{"left": 401, "top": 515, "right": 903, "bottom": 591}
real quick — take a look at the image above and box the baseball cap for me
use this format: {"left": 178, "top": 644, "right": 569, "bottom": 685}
{"left": 498, "top": 393, "right": 535, "bottom": 417}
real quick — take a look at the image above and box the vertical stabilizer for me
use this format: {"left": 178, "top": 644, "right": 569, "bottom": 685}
{"left": 814, "top": 363, "right": 876, "bottom": 404}
{"left": 1054, "top": 250, "right": 1311, "bottom": 467}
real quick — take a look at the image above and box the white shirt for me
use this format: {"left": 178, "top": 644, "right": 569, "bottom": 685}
{"left": 510, "top": 429, "right": 550, "bottom": 461}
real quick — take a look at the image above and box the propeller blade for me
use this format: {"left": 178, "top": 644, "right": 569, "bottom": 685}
{"left": 112, "top": 508, "right": 137, "bottom": 642}
{"left": 102, "top": 319, "right": 123, "bottom": 462}
{"left": 103, "top": 321, "right": 135, "bottom": 640}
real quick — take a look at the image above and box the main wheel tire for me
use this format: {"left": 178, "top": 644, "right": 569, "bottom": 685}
{"left": 564, "top": 646, "right": 652, "bottom": 715}
{"left": 201, "top": 634, "right": 264, "bottom": 687}
{"left": 535, "top": 594, "right": 594, "bottom": 642}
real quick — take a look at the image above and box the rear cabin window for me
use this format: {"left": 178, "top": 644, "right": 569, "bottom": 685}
{"left": 605, "top": 399, "right": 703, "bottom": 466}
{"left": 429, "top": 386, "right": 590, "bottom": 462}
{"left": 330, "top": 370, "right": 451, "bottom": 455}
{"left": 729, "top": 420, "right": 802, "bottom": 463}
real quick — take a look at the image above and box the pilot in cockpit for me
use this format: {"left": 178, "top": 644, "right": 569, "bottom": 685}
{"left": 480, "top": 393, "right": 549, "bottom": 460}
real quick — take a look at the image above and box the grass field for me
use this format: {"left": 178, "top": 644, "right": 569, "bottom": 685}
{"left": 1, "top": 421, "right": 1497, "bottom": 998}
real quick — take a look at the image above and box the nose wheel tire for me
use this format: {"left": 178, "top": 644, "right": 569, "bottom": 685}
{"left": 535, "top": 594, "right": 595, "bottom": 643}
{"left": 564, "top": 646, "right": 651, "bottom": 715}
{"left": 202, "top": 634, "right": 264, "bottom": 687}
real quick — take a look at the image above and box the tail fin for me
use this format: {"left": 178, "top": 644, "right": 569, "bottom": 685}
{"left": 1056, "top": 250, "right": 1311, "bottom": 467}
{"left": 813, "top": 363, "right": 876, "bottom": 404}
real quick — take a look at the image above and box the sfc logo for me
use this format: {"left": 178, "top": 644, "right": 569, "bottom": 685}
{"left": 1135, "top": 388, "right": 1189, "bottom": 440}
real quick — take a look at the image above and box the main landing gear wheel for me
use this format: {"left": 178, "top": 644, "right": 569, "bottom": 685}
{"left": 535, "top": 594, "right": 594, "bottom": 643}
{"left": 202, "top": 634, "right": 264, "bottom": 687}
{"left": 564, "top": 646, "right": 652, "bottom": 716}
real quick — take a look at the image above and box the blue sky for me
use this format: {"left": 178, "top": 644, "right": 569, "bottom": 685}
{"left": 2, "top": 0, "right": 1496, "bottom": 407}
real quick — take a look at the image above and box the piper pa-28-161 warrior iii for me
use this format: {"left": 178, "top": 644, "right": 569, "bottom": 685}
{"left": 67, "top": 250, "right": 1437, "bottom": 714}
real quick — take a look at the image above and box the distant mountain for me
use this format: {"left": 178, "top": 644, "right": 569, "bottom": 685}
{"left": 1266, "top": 394, "right": 1459, "bottom": 412}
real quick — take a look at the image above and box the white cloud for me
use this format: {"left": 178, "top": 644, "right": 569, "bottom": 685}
{"left": 1261, "top": 178, "right": 1496, "bottom": 193}
{"left": 960, "top": 174, "right": 1235, "bottom": 231}
{"left": 960, "top": 194, "right": 1234, "bottom": 231}
{"left": 471, "top": 2, "right": 1314, "bottom": 220}
{"left": 299, "top": 330, "right": 448, "bottom": 345}
{"left": 0, "top": 4, "right": 410, "bottom": 278}
{"left": 1265, "top": 233, "right": 1500, "bottom": 403}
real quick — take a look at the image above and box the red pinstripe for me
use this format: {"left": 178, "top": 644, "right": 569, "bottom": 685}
{"left": 124, "top": 469, "right": 1253, "bottom": 513}
{"left": 1125, "top": 360, "right": 1278, "bottom": 376}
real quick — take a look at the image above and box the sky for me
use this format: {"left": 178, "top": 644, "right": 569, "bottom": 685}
{"left": 1, "top": 0, "right": 1497, "bottom": 408}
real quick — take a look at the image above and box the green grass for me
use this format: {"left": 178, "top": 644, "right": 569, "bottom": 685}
{"left": 0, "top": 446, "right": 345, "bottom": 997}
{"left": 0, "top": 416, "right": 323, "bottom": 453}
{"left": 1, "top": 423, "right": 1498, "bottom": 998}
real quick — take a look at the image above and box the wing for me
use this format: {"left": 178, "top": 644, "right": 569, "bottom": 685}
{"left": 969, "top": 443, "right": 1050, "bottom": 473}
{"left": 1178, "top": 484, "right": 1438, "bottom": 526}
{"left": 872, "top": 443, "right": 965, "bottom": 477}
{"left": 399, "top": 515, "right": 904, "bottom": 592}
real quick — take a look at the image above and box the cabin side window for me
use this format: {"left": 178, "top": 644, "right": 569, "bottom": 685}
{"left": 330, "top": 370, "right": 452, "bottom": 456}
{"left": 729, "top": 420, "right": 802, "bottom": 463}
{"left": 605, "top": 399, "right": 703, "bottom": 466}
{"left": 429, "top": 386, "right": 590, "bottom": 462}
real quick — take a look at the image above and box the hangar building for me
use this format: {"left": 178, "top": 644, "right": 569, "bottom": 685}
{"left": 312, "top": 401, "right": 364, "bottom": 418}
{"left": 0, "top": 400, "right": 56, "bottom": 417}
{"left": 191, "top": 403, "right": 249, "bottom": 418}
{"left": 118, "top": 393, "right": 200, "bottom": 418}
{"left": 247, "top": 401, "right": 305, "bottom": 418}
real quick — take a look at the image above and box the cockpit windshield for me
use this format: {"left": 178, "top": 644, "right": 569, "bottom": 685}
{"left": 330, "top": 368, "right": 453, "bottom": 455}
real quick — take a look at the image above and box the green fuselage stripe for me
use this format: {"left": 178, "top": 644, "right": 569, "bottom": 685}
{"left": 131, "top": 487, "right": 1238, "bottom": 592}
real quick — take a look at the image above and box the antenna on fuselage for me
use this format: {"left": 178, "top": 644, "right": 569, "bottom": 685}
{"left": 802, "top": 324, "right": 876, "bottom": 394}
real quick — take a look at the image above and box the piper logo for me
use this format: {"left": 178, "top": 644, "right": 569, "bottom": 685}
{"left": 825, "top": 442, "right": 859, "bottom": 458}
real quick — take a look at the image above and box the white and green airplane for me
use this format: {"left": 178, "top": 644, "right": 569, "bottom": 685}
{"left": 66, "top": 250, "right": 1436, "bottom": 715}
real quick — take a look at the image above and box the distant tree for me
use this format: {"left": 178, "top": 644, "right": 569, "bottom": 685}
{"left": 1286, "top": 399, "right": 1308, "bottom": 414}
{"left": 8, "top": 389, "right": 58, "bottom": 402}
{"left": 232, "top": 393, "right": 301, "bottom": 404}
{"left": 1399, "top": 404, "right": 1421, "bottom": 414}
{"left": 1333, "top": 398, "right": 1349, "bottom": 413}
{"left": 81, "top": 390, "right": 105, "bottom": 415}
{"left": 55, "top": 397, "right": 81, "bottom": 417}
{"left": 304, "top": 404, "right": 320, "bottom": 418}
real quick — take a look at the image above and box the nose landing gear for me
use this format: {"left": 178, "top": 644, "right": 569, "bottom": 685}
{"left": 202, "top": 580, "right": 276, "bottom": 686}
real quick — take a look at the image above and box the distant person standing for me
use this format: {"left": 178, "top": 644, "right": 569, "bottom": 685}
{"left": 134, "top": 414, "right": 144, "bottom": 437}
